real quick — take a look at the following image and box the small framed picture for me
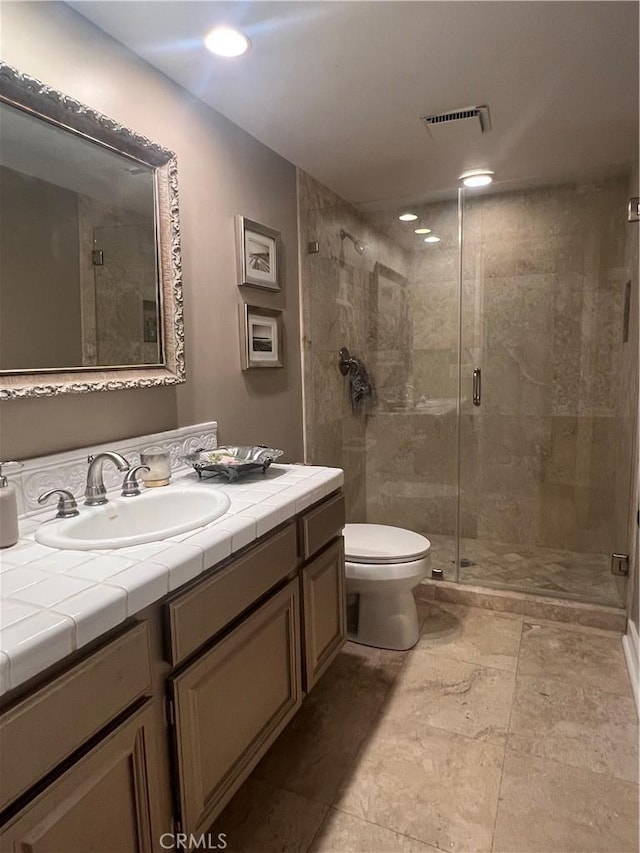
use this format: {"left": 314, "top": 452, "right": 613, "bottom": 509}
{"left": 239, "top": 304, "right": 283, "bottom": 369}
{"left": 236, "top": 215, "right": 282, "bottom": 291}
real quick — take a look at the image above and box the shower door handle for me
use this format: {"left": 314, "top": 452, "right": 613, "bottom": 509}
{"left": 472, "top": 368, "right": 482, "bottom": 406}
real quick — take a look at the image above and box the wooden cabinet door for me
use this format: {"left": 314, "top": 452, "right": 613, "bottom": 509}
{"left": 301, "top": 537, "right": 346, "bottom": 691}
{"left": 169, "top": 579, "right": 302, "bottom": 834}
{"left": 0, "top": 703, "right": 158, "bottom": 853}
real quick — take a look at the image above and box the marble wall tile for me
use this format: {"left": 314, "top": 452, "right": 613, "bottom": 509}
{"left": 366, "top": 472, "right": 458, "bottom": 537}
{"left": 299, "top": 169, "right": 408, "bottom": 524}
{"left": 309, "top": 418, "right": 343, "bottom": 470}
{"left": 412, "top": 349, "right": 458, "bottom": 400}
{"left": 476, "top": 494, "right": 539, "bottom": 545}
{"left": 475, "top": 415, "right": 549, "bottom": 495}
{"left": 300, "top": 169, "right": 633, "bottom": 570}
{"left": 411, "top": 279, "right": 458, "bottom": 350}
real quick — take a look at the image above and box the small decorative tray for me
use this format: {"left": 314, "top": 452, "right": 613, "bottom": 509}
{"left": 181, "top": 445, "right": 284, "bottom": 482}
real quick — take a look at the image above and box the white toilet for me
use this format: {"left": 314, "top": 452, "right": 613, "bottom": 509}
{"left": 344, "top": 523, "right": 431, "bottom": 651}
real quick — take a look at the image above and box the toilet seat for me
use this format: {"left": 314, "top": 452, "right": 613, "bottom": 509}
{"left": 346, "top": 557, "right": 429, "bottom": 583}
{"left": 344, "top": 523, "right": 431, "bottom": 564}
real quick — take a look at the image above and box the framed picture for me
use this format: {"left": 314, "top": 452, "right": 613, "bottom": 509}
{"left": 236, "top": 215, "right": 282, "bottom": 291}
{"left": 239, "top": 304, "right": 283, "bottom": 369}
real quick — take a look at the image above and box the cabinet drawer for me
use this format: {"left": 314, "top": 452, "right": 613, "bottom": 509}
{"left": 169, "top": 578, "right": 302, "bottom": 834}
{"left": 0, "top": 702, "right": 157, "bottom": 853}
{"left": 0, "top": 621, "right": 151, "bottom": 813}
{"left": 299, "top": 492, "right": 345, "bottom": 560}
{"left": 166, "top": 522, "right": 297, "bottom": 667}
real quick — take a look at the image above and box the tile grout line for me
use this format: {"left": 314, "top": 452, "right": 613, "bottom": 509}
{"left": 327, "top": 802, "right": 444, "bottom": 852}
{"left": 235, "top": 774, "right": 331, "bottom": 853}
{"left": 307, "top": 630, "right": 452, "bottom": 853}
{"left": 410, "top": 646, "right": 521, "bottom": 675}
{"left": 301, "top": 643, "right": 419, "bottom": 853}
{"left": 503, "top": 742, "right": 640, "bottom": 788}
{"left": 489, "top": 615, "right": 524, "bottom": 853}
{"left": 312, "top": 622, "right": 512, "bottom": 852}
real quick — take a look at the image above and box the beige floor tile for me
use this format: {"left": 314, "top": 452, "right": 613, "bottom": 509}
{"left": 310, "top": 809, "right": 438, "bottom": 852}
{"left": 518, "top": 620, "right": 633, "bottom": 695}
{"left": 211, "top": 777, "right": 329, "bottom": 853}
{"left": 508, "top": 674, "right": 639, "bottom": 783}
{"left": 254, "top": 643, "right": 405, "bottom": 804}
{"left": 493, "top": 750, "right": 640, "bottom": 853}
{"left": 317, "top": 642, "right": 407, "bottom": 704}
{"left": 384, "top": 650, "right": 515, "bottom": 743}
{"left": 417, "top": 602, "right": 523, "bottom": 671}
{"left": 335, "top": 715, "right": 504, "bottom": 852}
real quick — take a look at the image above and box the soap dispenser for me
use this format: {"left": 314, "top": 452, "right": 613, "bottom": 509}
{"left": 0, "top": 461, "right": 20, "bottom": 548}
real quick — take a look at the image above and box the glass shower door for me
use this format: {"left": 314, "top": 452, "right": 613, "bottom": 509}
{"left": 457, "top": 176, "right": 633, "bottom": 607}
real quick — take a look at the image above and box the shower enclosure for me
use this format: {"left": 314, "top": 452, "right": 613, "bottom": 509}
{"left": 298, "top": 167, "right": 637, "bottom": 610}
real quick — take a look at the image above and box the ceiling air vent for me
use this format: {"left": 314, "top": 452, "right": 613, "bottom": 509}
{"left": 421, "top": 105, "right": 492, "bottom": 140}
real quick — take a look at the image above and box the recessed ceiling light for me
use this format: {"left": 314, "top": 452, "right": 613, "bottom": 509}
{"left": 398, "top": 212, "right": 418, "bottom": 221}
{"left": 205, "top": 26, "right": 251, "bottom": 57}
{"left": 424, "top": 235, "right": 440, "bottom": 243}
{"left": 459, "top": 169, "right": 494, "bottom": 188}
{"left": 414, "top": 228, "right": 431, "bottom": 234}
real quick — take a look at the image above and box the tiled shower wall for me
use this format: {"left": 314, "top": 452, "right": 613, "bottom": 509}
{"left": 297, "top": 170, "right": 409, "bottom": 519}
{"left": 300, "top": 170, "right": 635, "bottom": 563}
{"left": 78, "top": 194, "right": 157, "bottom": 367}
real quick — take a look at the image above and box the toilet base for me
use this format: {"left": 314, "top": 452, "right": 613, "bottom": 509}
{"left": 349, "top": 589, "right": 420, "bottom": 651}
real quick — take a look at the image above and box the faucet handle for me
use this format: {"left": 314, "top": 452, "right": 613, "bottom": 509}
{"left": 121, "top": 465, "right": 150, "bottom": 498}
{"left": 38, "top": 489, "right": 80, "bottom": 519}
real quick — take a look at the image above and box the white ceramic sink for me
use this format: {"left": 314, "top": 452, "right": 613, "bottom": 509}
{"left": 35, "top": 486, "right": 230, "bottom": 550}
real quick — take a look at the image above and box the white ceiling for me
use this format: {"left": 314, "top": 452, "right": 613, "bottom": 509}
{"left": 69, "top": 1, "right": 639, "bottom": 209}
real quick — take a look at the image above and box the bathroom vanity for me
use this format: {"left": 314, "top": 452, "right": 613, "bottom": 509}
{"left": 0, "top": 458, "right": 345, "bottom": 850}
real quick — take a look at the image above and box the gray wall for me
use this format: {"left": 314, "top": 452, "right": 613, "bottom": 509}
{"left": 0, "top": 2, "right": 303, "bottom": 461}
{"left": 0, "top": 166, "right": 83, "bottom": 371}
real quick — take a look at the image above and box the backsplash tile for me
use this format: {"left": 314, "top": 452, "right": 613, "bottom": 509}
{"left": 9, "top": 421, "right": 217, "bottom": 517}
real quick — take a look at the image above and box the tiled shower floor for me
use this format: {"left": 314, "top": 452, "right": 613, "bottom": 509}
{"left": 212, "top": 603, "right": 638, "bottom": 852}
{"left": 427, "top": 534, "right": 624, "bottom": 607}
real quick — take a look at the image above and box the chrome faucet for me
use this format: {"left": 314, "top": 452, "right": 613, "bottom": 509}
{"left": 85, "top": 451, "right": 130, "bottom": 506}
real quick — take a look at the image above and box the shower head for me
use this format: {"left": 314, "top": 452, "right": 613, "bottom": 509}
{"left": 340, "top": 228, "right": 366, "bottom": 255}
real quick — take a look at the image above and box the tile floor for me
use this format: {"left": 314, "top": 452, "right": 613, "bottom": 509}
{"left": 213, "top": 602, "right": 639, "bottom": 853}
{"left": 428, "top": 535, "right": 624, "bottom": 608}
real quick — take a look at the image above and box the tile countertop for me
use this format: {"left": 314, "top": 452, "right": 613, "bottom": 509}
{"left": 0, "top": 464, "right": 344, "bottom": 696}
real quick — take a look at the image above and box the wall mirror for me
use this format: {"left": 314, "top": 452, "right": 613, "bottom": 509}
{"left": 0, "top": 63, "right": 185, "bottom": 399}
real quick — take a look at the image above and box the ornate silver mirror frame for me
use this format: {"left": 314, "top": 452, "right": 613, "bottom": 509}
{"left": 0, "top": 63, "right": 185, "bottom": 400}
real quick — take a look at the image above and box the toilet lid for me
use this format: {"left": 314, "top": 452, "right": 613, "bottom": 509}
{"left": 344, "top": 524, "right": 431, "bottom": 564}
